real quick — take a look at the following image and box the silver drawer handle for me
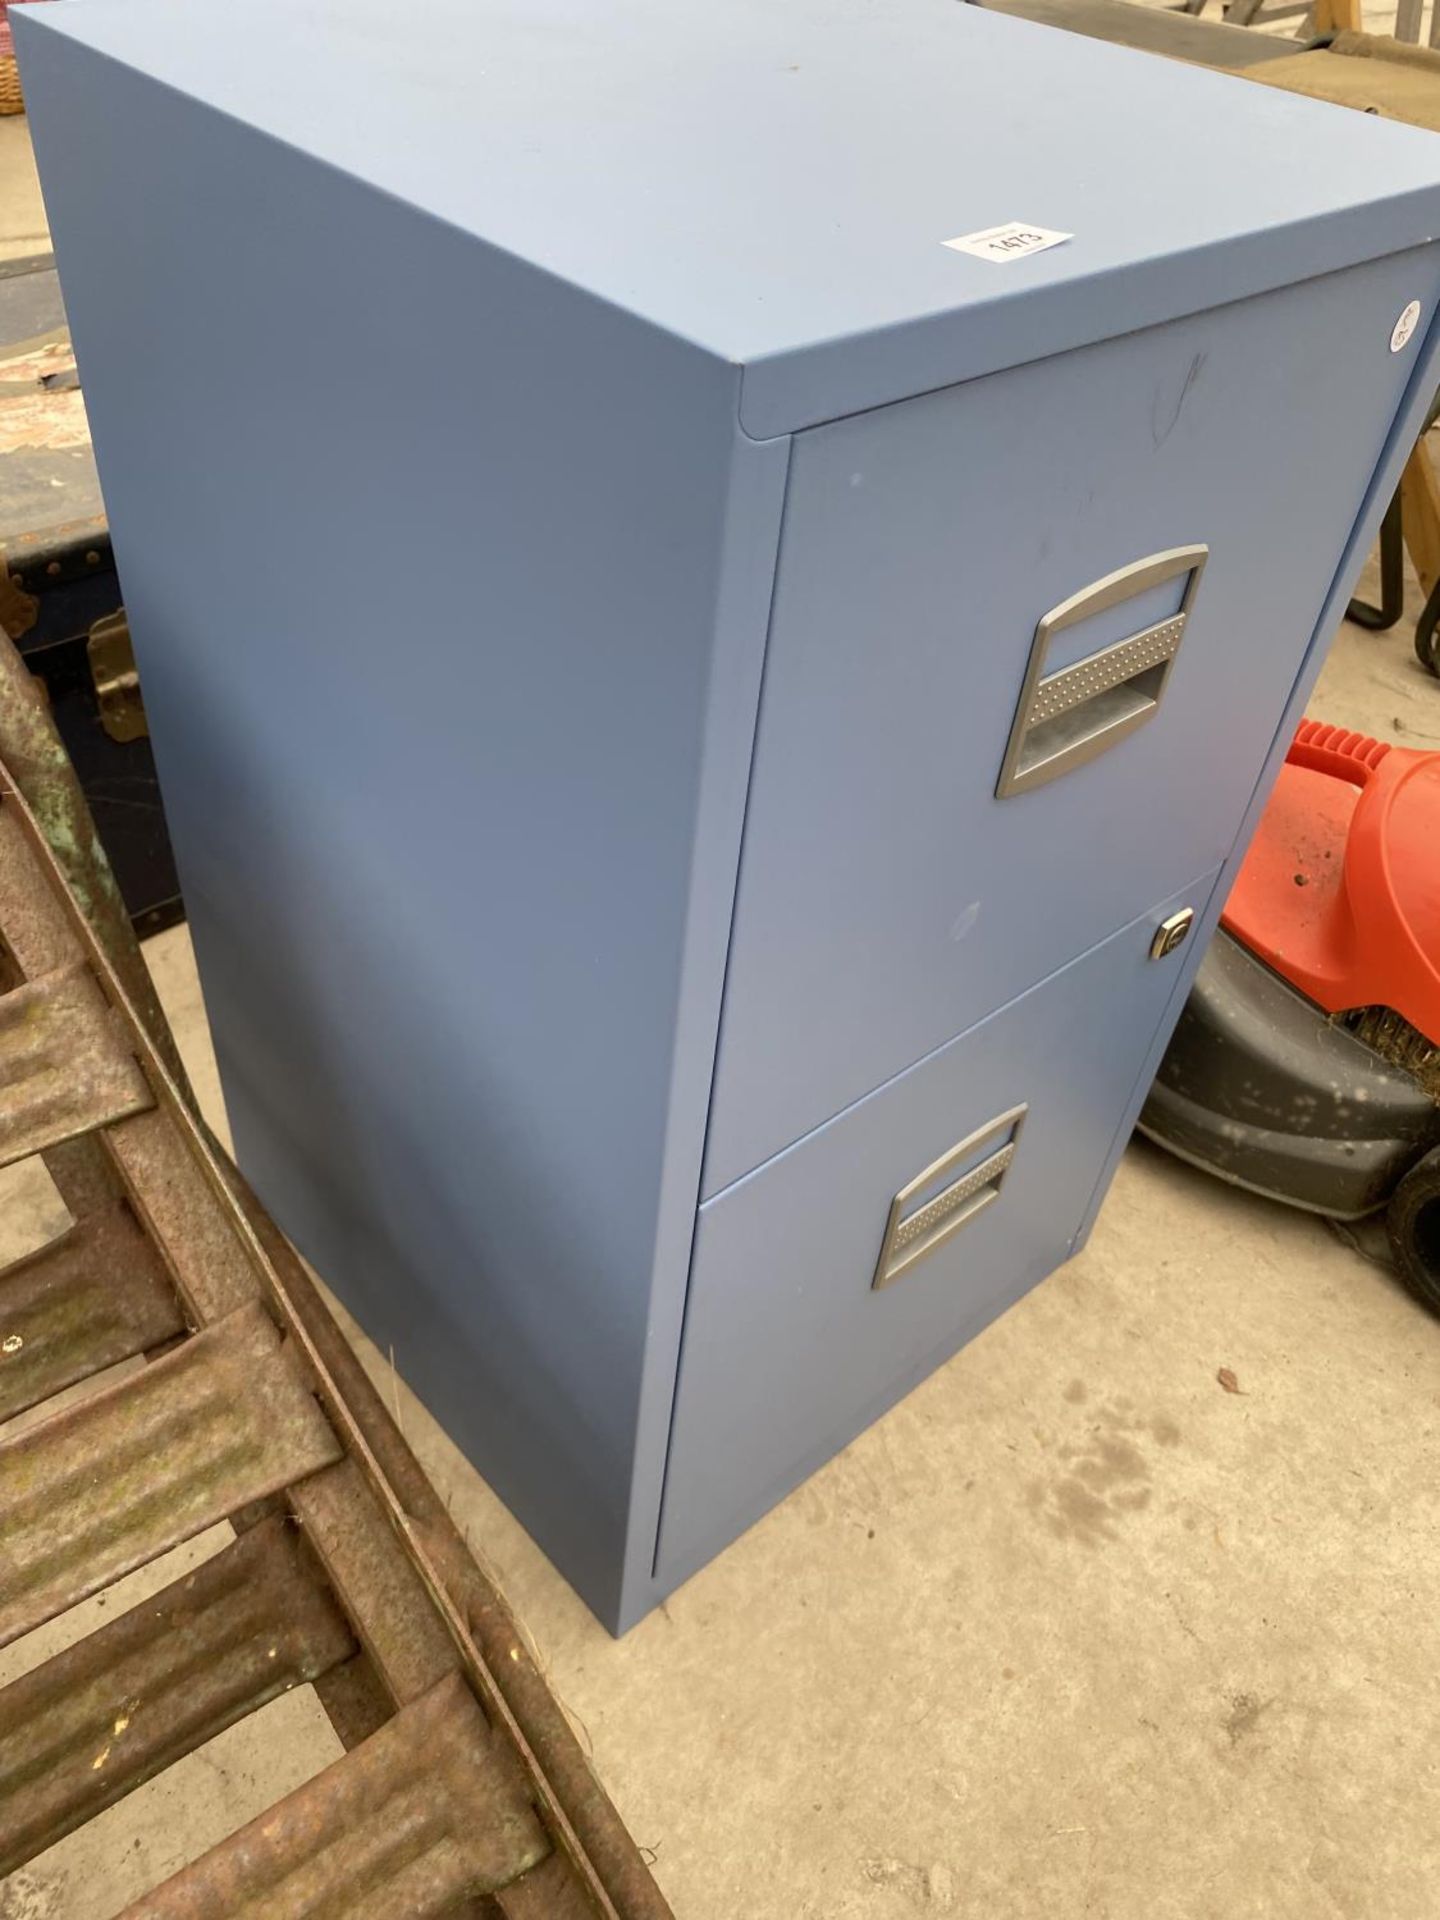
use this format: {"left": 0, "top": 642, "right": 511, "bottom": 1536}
{"left": 873, "top": 1104, "right": 1028, "bottom": 1292}
{"left": 996, "top": 546, "right": 1207, "bottom": 799}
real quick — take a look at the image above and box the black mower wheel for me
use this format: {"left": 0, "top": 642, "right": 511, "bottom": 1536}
{"left": 1387, "top": 1147, "right": 1440, "bottom": 1317}
{"left": 1416, "top": 563, "right": 1440, "bottom": 675}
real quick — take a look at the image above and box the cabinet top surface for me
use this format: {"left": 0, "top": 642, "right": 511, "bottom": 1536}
{"left": 23, "top": 0, "right": 1440, "bottom": 433}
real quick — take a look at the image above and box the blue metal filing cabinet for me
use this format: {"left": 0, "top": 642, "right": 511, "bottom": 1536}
{"left": 20, "top": 0, "right": 1440, "bottom": 1631}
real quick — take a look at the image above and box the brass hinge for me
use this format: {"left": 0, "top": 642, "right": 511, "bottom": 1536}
{"left": 87, "top": 609, "right": 148, "bottom": 742}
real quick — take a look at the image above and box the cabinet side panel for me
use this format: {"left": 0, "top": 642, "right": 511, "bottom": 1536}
{"left": 22, "top": 34, "right": 780, "bottom": 1627}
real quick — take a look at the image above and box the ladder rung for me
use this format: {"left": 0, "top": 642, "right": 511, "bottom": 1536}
{"left": 0, "top": 1515, "right": 356, "bottom": 1875}
{"left": 494, "top": 1852, "right": 602, "bottom": 1919}
{"left": 0, "top": 803, "right": 79, "bottom": 977}
{"left": 291, "top": 1458, "right": 458, "bottom": 1706}
{"left": 0, "top": 1201, "right": 185, "bottom": 1422}
{"left": 106, "top": 1108, "right": 260, "bottom": 1322}
{"left": 0, "top": 963, "right": 152, "bottom": 1167}
{"left": 0, "top": 1301, "right": 343, "bottom": 1648}
{"left": 122, "top": 1672, "right": 550, "bottom": 1919}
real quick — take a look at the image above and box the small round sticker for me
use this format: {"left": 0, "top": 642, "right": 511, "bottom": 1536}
{"left": 1391, "top": 300, "right": 1422, "bottom": 353}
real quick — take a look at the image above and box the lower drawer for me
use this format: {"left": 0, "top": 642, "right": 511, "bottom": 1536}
{"left": 653, "top": 871, "right": 1219, "bottom": 1590}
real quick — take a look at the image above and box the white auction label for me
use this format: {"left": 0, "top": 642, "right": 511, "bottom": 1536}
{"left": 1391, "top": 300, "right": 1422, "bottom": 353}
{"left": 943, "top": 221, "right": 1072, "bottom": 264}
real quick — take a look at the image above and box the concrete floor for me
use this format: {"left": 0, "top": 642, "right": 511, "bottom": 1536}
{"left": 5, "top": 73, "right": 1440, "bottom": 1920}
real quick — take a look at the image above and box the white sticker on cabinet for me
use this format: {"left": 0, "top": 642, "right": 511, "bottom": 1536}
{"left": 943, "top": 222, "right": 1072, "bottom": 263}
{"left": 1391, "top": 300, "right": 1422, "bottom": 352}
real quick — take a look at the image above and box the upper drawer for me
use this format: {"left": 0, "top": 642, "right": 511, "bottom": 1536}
{"left": 702, "top": 246, "right": 1440, "bottom": 1199}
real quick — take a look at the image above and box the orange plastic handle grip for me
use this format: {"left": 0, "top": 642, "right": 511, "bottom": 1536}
{"left": 1286, "top": 718, "right": 1392, "bottom": 789}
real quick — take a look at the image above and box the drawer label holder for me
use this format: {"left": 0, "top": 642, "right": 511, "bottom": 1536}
{"left": 872, "top": 1103, "right": 1028, "bottom": 1291}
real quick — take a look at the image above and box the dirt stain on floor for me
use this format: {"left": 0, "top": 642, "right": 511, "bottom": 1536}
{"left": 1028, "top": 1392, "right": 1182, "bottom": 1545}
{"left": 1222, "top": 1690, "right": 1274, "bottom": 1747}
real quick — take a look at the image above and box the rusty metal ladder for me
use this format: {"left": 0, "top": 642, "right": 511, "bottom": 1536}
{"left": 0, "top": 639, "right": 671, "bottom": 1919}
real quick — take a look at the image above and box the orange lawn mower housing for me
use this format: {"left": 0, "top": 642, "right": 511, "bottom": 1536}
{"left": 1141, "top": 720, "right": 1440, "bottom": 1309}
